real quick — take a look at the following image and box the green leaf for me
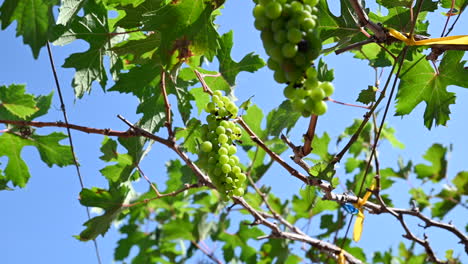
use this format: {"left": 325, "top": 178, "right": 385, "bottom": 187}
{"left": 108, "top": 63, "right": 161, "bottom": 99}
{"left": 166, "top": 160, "right": 195, "bottom": 192}
{"left": 141, "top": 0, "right": 220, "bottom": 64}
{"left": 190, "top": 87, "right": 210, "bottom": 115}
{"left": 30, "top": 132, "right": 74, "bottom": 167}
{"left": 452, "top": 171, "right": 468, "bottom": 195}
{"left": 162, "top": 215, "right": 195, "bottom": 241}
{"left": 99, "top": 137, "right": 118, "bottom": 161}
{"left": 353, "top": 43, "right": 392, "bottom": 67}
{"left": 311, "top": 132, "right": 332, "bottom": 161}
{"left": 266, "top": 100, "right": 301, "bottom": 136}
{"left": 317, "top": 0, "right": 364, "bottom": 50}
{"left": 217, "top": 31, "right": 265, "bottom": 86}
{"left": 0, "top": 0, "right": 55, "bottom": 58}
{"left": 432, "top": 188, "right": 460, "bottom": 218}
{"left": 395, "top": 51, "right": 468, "bottom": 129}
{"left": 219, "top": 223, "right": 264, "bottom": 264}
{"left": 441, "top": 0, "right": 468, "bottom": 11}
{"left": 175, "top": 118, "right": 203, "bottom": 154}
{"left": 100, "top": 154, "right": 134, "bottom": 182}
{"left": 0, "top": 133, "right": 31, "bottom": 187}
{"left": 56, "top": 0, "right": 85, "bottom": 26}
{"left": 242, "top": 104, "right": 264, "bottom": 139}
{"left": 77, "top": 186, "right": 130, "bottom": 241}
{"left": 414, "top": 144, "right": 447, "bottom": 182}
{"left": 0, "top": 84, "right": 37, "bottom": 119}
{"left": 381, "top": 124, "right": 404, "bottom": 149}
{"left": 356, "top": 86, "right": 377, "bottom": 105}
{"left": 136, "top": 93, "right": 168, "bottom": 134}
{"left": 317, "top": 58, "right": 334, "bottom": 82}
{"left": 56, "top": 1, "right": 110, "bottom": 98}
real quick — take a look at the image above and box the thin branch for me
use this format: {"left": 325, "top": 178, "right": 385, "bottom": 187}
{"left": 441, "top": 0, "right": 456, "bottom": 37}
{"left": 135, "top": 164, "right": 161, "bottom": 196}
{"left": 281, "top": 134, "right": 312, "bottom": 173}
{"left": 4, "top": 117, "right": 465, "bottom": 253}
{"left": 327, "top": 97, "right": 370, "bottom": 109}
{"left": 46, "top": 42, "right": 102, "bottom": 264}
{"left": 123, "top": 183, "right": 201, "bottom": 208}
{"left": 194, "top": 70, "right": 214, "bottom": 95}
{"left": 191, "top": 241, "right": 223, "bottom": 264}
{"left": 232, "top": 196, "right": 363, "bottom": 264}
{"left": 301, "top": 115, "right": 318, "bottom": 157}
{"left": 349, "top": 0, "right": 387, "bottom": 41}
{"left": 160, "top": 70, "right": 173, "bottom": 139}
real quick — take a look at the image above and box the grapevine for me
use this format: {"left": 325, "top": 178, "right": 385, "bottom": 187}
{"left": 198, "top": 90, "right": 246, "bottom": 198}
{"left": 253, "top": 0, "right": 335, "bottom": 117}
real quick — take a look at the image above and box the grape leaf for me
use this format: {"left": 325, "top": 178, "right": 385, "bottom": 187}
{"left": 0, "top": 84, "right": 37, "bottom": 119}
{"left": 141, "top": 0, "right": 220, "bottom": 64}
{"left": 353, "top": 43, "right": 393, "bottom": 67}
{"left": 452, "top": 171, "right": 468, "bottom": 195}
{"left": 190, "top": 87, "right": 210, "bottom": 115}
{"left": 99, "top": 137, "right": 118, "bottom": 161}
{"left": 317, "top": 0, "right": 364, "bottom": 50}
{"left": 317, "top": 58, "right": 334, "bottom": 82}
{"left": 175, "top": 118, "right": 203, "bottom": 154}
{"left": 30, "top": 132, "right": 74, "bottom": 167}
{"left": 414, "top": 143, "right": 447, "bottom": 182}
{"left": 395, "top": 51, "right": 468, "bottom": 129}
{"left": 441, "top": 0, "right": 468, "bottom": 11}
{"left": 217, "top": 31, "right": 265, "bottom": 86}
{"left": 56, "top": 1, "right": 110, "bottom": 98}
{"left": 100, "top": 154, "right": 134, "bottom": 182}
{"left": 266, "top": 100, "right": 300, "bottom": 136}
{"left": 56, "top": 0, "right": 85, "bottom": 26}
{"left": 0, "top": 133, "right": 32, "bottom": 187}
{"left": 432, "top": 188, "right": 460, "bottom": 218}
{"left": 0, "top": 0, "right": 56, "bottom": 58}
{"left": 109, "top": 63, "right": 162, "bottom": 99}
{"left": 356, "top": 86, "right": 377, "bottom": 104}
{"left": 311, "top": 132, "right": 332, "bottom": 161}
{"left": 77, "top": 186, "right": 130, "bottom": 241}
{"left": 0, "top": 132, "right": 74, "bottom": 188}
{"left": 136, "top": 93, "right": 168, "bottom": 134}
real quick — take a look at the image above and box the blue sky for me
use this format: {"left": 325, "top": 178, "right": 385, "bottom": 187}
{"left": 1, "top": 1, "right": 467, "bottom": 263}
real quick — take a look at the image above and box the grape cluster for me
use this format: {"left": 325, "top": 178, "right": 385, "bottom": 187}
{"left": 253, "top": 0, "right": 335, "bottom": 117}
{"left": 283, "top": 67, "right": 334, "bottom": 116}
{"left": 198, "top": 91, "right": 246, "bottom": 197}
{"left": 253, "top": 0, "right": 321, "bottom": 84}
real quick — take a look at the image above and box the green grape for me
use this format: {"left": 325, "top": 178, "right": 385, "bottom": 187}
{"left": 236, "top": 173, "right": 247, "bottom": 182}
{"left": 320, "top": 81, "right": 335, "bottom": 97}
{"left": 292, "top": 98, "right": 306, "bottom": 112}
{"left": 283, "top": 84, "right": 296, "bottom": 99}
{"left": 265, "top": 2, "right": 283, "bottom": 19}
{"left": 310, "top": 87, "right": 325, "bottom": 101}
{"left": 218, "top": 134, "right": 228, "bottom": 144}
{"left": 274, "top": 70, "right": 287, "bottom": 83}
{"left": 228, "top": 145, "right": 237, "bottom": 155}
{"left": 221, "top": 164, "right": 232, "bottom": 173}
{"left": 200, "top": 141, "right": 212, "bottom": 152}
{"left": 267, "top": 58, "right": 280, "bottom": 71}
{"left": 282, "top": 42, "right": 298, "bottom": 58}
{"left": 233, "top": 188, "right": 244, "bottom": 196}
{"left": 285, "top": 69, "right": 301, "bottom": 82}
{"left": 232, "top": 165, "right": 241, "bottom": 174}
{"left": 304, "top": 0, "right": 319, "bottom": 5}
{"left": 287, "top": 28, "right": 302, "bottom": 43}
{"left": 301, "top": 18, "right": 316, "bottom": 31}
{"left": 271, "top": 19, "right": 285, "bottom": 32}
{"left": 219, "top": 154, "right": 229, "bottom": 164}
{"left": 226, "top": 177, "right": 233, "bottom": 184}
{"left": 220, "top": 120, "right": 229, "bottom": 128}
{"left": 274, "top": 30, "right": 287, "bottom": 44}
{"left": 290, "top": 1, "right": 303, "bottom": 13}
{"left": 218, "top": 147, "right": 228, "bottom": 155}
{"left": 306, "top": 67, "right": 318, "bottom": 79}
{"left": 269, "top": 46, "right": 283, "bottom": 61}
{"left": 253, "top": 4, "right": 265, "bottom": 18}
{"left": 216, "top": 126, "right": 226, "bottom": 135}
{"left": 312, "top": 100, "right": 328, "bottom": 115}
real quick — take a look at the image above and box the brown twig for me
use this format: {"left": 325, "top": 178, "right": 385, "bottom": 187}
{"left": 45, "top": 42, "right": 102, "bottom": 264}
{"left": 280, "top": 134, "right": 312, "bottom": 173}
{"left": 301, "top": 115, "right": 318, "bottom": 157}
{"left": 191, "top": 241, "right": 223, "bottom": 264}
{"left": 232, "top": 196, "right": 363, "bottom": 264}
{"left": 160, "top": 70, "right": 173, "bottom": 139}
{"left": 327, "top": 97, "right": 370, "bottom": 109}
{"left": 135, "top": 164, "right": 161, "bottom": 196}
{"left": 194, "top": 70, "right": 214, "bottom": 95}
{"left": 123, "top": 183, "right": 201, "bottom": 208}
{"left": 349, "top": 0, "right": 387, "bottom": 41}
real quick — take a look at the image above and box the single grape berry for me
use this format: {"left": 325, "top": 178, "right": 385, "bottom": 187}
{"left": 200, "top": 141, "right": 212, "bottom": 153}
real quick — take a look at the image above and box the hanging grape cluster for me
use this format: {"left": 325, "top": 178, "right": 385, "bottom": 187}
{"left": 198, "top": 91, "right": 246, "bottom": 198}
{"left": 253, "top": 0, "right": 334, "bottom": 117}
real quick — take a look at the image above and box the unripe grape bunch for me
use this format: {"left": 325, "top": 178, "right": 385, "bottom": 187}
{"left": 253, "top": 0, "right": 334, "bottom": 117}
{"left": 198, "top": 90, "right": 246, "bottom": 198}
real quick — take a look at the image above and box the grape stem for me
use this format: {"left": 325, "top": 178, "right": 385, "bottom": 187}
{"left": 300, "top": 114, "right": 318, "bottom": 157}
{"left": 194, "top": 69, "right": 214, "bottom": 95}
{"left": 326, "top": 97, "right": 370, "bottom": 109}
{"left": 160, "top": 70, "right": 174, "bottom": 139}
